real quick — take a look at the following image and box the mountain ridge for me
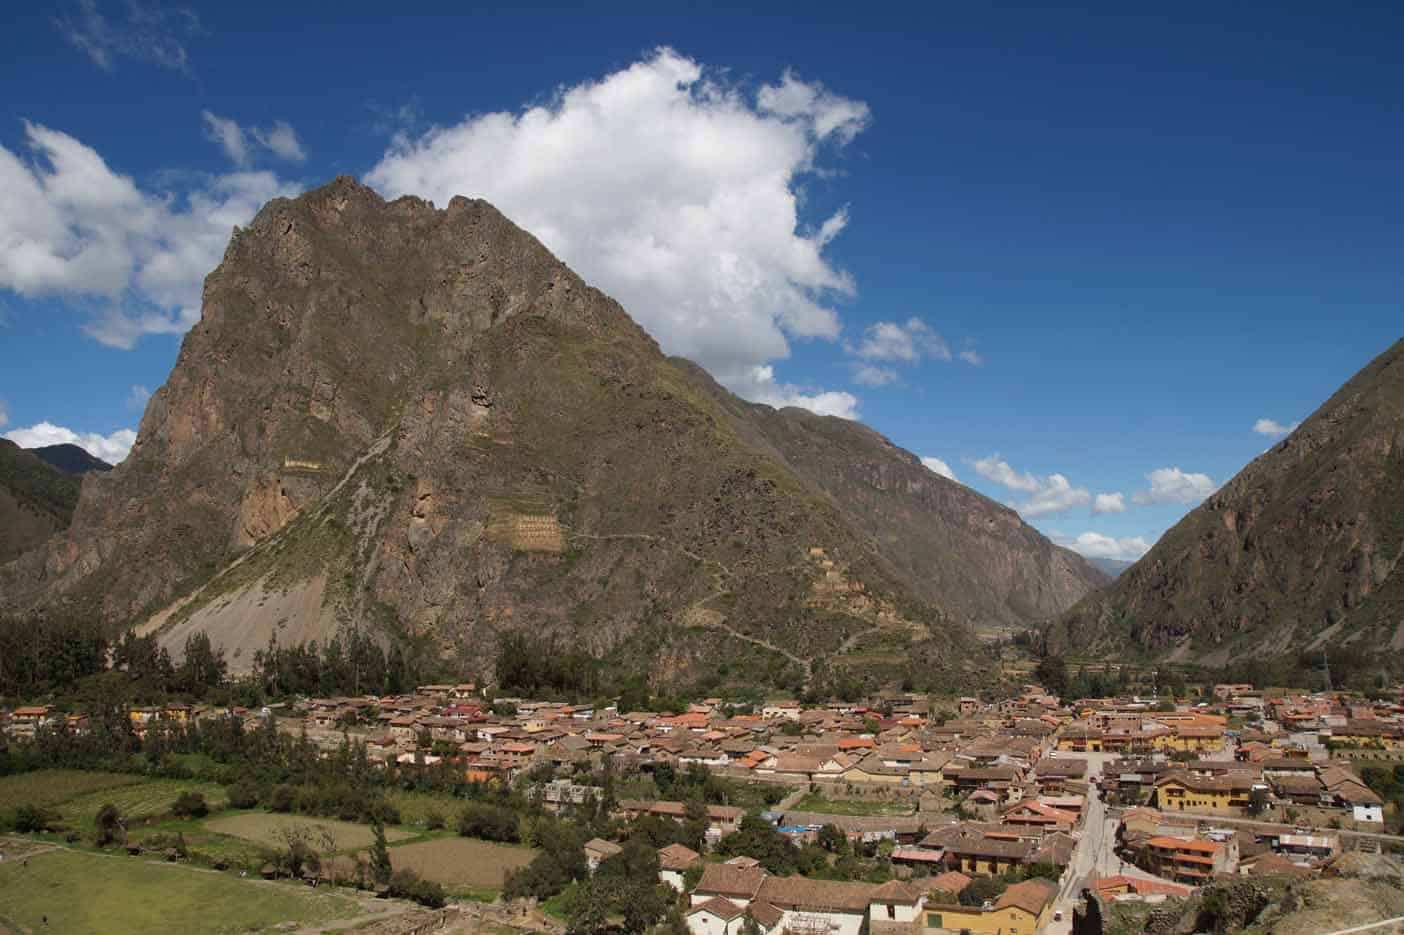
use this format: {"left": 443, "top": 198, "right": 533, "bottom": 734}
{"left": 1045, "top": 338, "right": 1404, "bottom": 673}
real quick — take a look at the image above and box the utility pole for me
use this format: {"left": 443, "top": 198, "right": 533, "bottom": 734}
{"left": 1322, "top": 647, "right": 1332, "bottom": 693}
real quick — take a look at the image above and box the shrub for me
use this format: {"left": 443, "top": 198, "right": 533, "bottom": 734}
{"left": 390, "top": 869, "right": 446, "bottom": 908}
{"left": 268, "top": 784, "right": 296, "bottom": 813}
{"left": 424, "top": 809, "right": 445, "bottom": 831}
{"left": 457, "top": 802, "right": 520, "bottom": 843}
{"left": 226, "top": 782, "right": 260, "bottom": 809}
{"left": 172, "top": 791, "right": 209, "bottom": 818}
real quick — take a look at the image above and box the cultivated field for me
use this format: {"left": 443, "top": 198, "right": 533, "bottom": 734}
{"left": 0, "top": 846, "right": 361, "bottom": 934}
{"left": 383, "top": 836, "right": 537, "bottom": 888}
{"left": 58, "top": 777, "right": 229, "bottom": 825}
{"left": 0, "top": 770, "right": 143, "bottom": 810}
{"left": 205, "top": 813, "right": 414, "bottom": 851}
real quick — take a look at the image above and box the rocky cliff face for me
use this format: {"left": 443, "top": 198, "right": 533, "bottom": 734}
{"left": 1046, "top": 339, "right": 1404, "bottom": 665}
{"left": 673, "top": 360, "right": 1108, "bottom": 630}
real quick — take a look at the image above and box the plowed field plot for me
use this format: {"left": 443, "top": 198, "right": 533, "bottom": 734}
{"left": 204, "top": 813, "right": 413, "bottom": 851}
{"left": 384, "top": 836, "right": 537, "bottom": 888}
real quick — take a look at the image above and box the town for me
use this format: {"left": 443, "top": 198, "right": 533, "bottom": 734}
{"left": 4, "top": 674, "right": 1402, "bottom": 935}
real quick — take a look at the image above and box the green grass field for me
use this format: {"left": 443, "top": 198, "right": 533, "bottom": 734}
{"left": 0, "top": 847, "right": 361, "bottom": 934}
{"left": 791, "top": 792, "right": 915, "bottom": 816}
{"left": 0, "top": 770, "right": 144, "bottom": 810}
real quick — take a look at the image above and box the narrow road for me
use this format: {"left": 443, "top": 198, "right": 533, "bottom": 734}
{"left": 1042, "top": 753, "right": 1180, "bottom": 935}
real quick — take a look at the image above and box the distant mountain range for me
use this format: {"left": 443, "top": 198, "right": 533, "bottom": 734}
{"left": 1088, "top": 557, "right": 1134, "bottom": 578}
{"left": 31, "top": 444, "right": 113, "bottom": 476}
{"left": 1047, "top": 339, "right": 1404, "bottom": 678}
{"left": 0, "top": 177, "right": 1107, "bottom": 695}
{"left": 0, "top": 439, "right": 86, "bottom": 563}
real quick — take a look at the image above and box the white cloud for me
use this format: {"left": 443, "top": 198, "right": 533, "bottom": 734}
{"left": 0, "top": 121, "right": 299, "bottom": 347}
{"left": 851, "top": 363, "right": 898, "bottom": 387}
{"left": 0, "top": 400, "right": 8, "bottom": 428}
{"left": 1021, "top": 473, "right": 1092, "bottom": 517}
{"left": 972, "top": 454, "right": 1095, "bottom": 517}
{"left": 1093, "top": 492, "right": 1126, "bottom": 514}
{"left": 53, "top": 0, "right": 203, "bottom": 73}
{"left": 971, "top": 454, "right": 1042, "bottom": 494}
{"left": 202, "top": 111, "right": 307, "bottom": 166}
{"left": 126, "top": 384, "right": 151, "bottom": 410}
{"left": 1253, "top": 417, "right": 1299, "bottom": 439}
{"left": 201, "top": 111, "right": 249, "bottom": 166}
{"left": 735, "top": 365, "right": 858, "bottom": 420}
{"left": 921, "top": 456, "right": 957, "bottom": 482}
{"left": 367, "top": 48, "right": 868, "bottom": 418}
{"left": 5, "top": 421, "right": 136, "bottom": 464}
{"left": 958, "top": 347, "right": 983, "bottom": 365}
{"left": 851, "top": 318, "right": 951, "bottom": 363}
{"left": 1059, "top": 531, "right": 1152, "bottom": 561}
{"left": 1133, "top": 466, "right": 1217, "bottom": 505}
{"left": 252, "top": 121, "right": 306, "bottom": 163}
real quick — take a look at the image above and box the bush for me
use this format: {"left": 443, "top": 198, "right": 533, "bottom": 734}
{"left": 172, "top": 791, "right": 209, "bottom": 818}
{"left": 12, "top": 804, "right": 62, "bottom": 834}
{"left": 226, "top": 782, "right": 260, "bottom": 809}
{"left": 268, "top": 784, "right": 296, "bottom": 813}
{"left": 458, "top": 802, "right": 520, "bottom": 843}
{"left": 390, "top": 869, "right": 446, "bottom": 908}
{"left": 424, "top": 809, "right": 445, "bottom": 831}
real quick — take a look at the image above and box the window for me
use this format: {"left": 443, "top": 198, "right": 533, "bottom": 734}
{"left": 887, "top": 905, "right": 895, "bottom": 920}
{"left": 927, "top": 913, "right": 943, "bottom": 928}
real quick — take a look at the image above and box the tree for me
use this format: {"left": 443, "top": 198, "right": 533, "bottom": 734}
{"left": 369, "top": 817, "right": 393, "bottom": 887}
{"left": 564, "top": 878, "right": 613, "bottom": 935}
{"left": 1247, "top": 787, "right": 1271, "bottom": 817}
{"left": 1035, "top": 656, "right": 1069, "bottom": 698}
{"left": 95, "top": 803, "right": 125, "bottom": 847}
{"left": 681, "top": 798, "right": 709, "bottom": 852}
{"left": 817, "top": 823, "right": 849, "bottom": 854}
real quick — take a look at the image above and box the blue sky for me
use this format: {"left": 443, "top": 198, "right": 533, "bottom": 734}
{"left": 1, "top": 1, "right": 1401, "bottom": 561}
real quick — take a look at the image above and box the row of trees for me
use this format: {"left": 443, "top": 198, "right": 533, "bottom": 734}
{"left": 0, "top": 610, "right": 444, "bottom": 707}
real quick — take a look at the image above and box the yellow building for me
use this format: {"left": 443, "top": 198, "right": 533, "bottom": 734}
{"left": 1153, "top": 773, "right": 1253, "bottom": 815}
{"left": 1156, "top": 725, "right": 1226, "bottom": 753}
{"left": 923, "top": 879, "right": 1055, "bottom": 935}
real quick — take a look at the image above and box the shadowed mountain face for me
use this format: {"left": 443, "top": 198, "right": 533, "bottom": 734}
{"left": 0, "top": 177, "right": 1105, "bottom": 692}
{"left": 31, "top": 444, "right": 113, "bottom": 475}
{"left": 1046, "top": 339, "right": 1404, "bottom": 668}
{"left": 0, "top": 439, "right": 83, "bottom": 563}
{"left": 673, "top": 358, "right": 1108, "bottom": 630}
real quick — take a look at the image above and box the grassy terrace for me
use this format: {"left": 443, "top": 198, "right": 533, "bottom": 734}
{"left": 790, "top": 792, "right": 916, "bottom": 816}
{"left": 1, "top": 769, "right": 540, "bottom": 904}
{"left": 0, "top": 847, "right": 360, "bottom": 935}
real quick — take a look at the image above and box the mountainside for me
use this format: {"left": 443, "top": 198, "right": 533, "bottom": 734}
{"left": 0, "top": 439, "right": 82, "bottom": 563}
{"left": 31, "top": 444, "right": 113, "bottom": 475}
{"left": 0, "top": 175, "right": 1092, "bottom": 693}
{"left": 674, "top": 358, "right": 1108, "bottom": 630}
{"left": 1046, "top": 339, "right": 1404, "bottom": 668}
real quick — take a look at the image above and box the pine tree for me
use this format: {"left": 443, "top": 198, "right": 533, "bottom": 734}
{"left": 369, "top": 817, "right": 393, "bottom": 886}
